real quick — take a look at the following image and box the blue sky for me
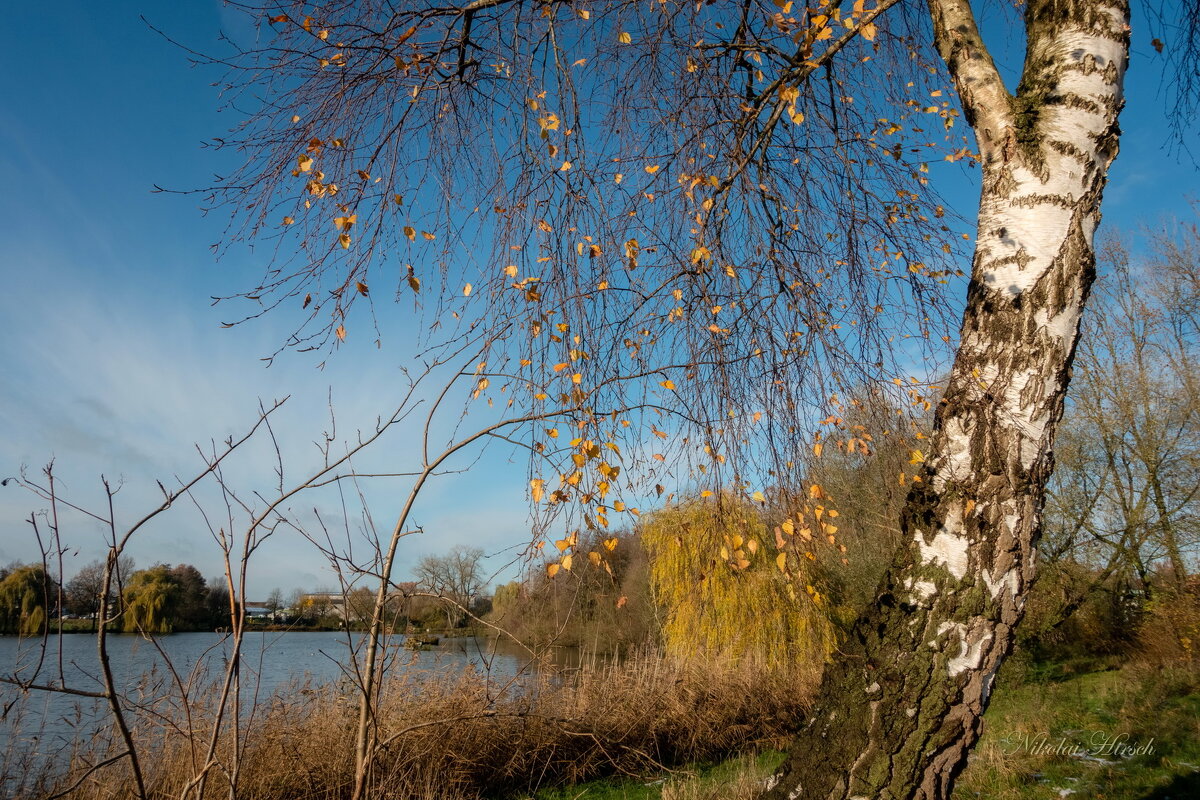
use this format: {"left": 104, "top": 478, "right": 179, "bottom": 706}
{"left": 1, "top": 1, "right": 1196, "bottom": 598}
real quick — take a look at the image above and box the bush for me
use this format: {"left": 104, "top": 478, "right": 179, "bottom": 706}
{"left": 1136, "top": 579, "right": 1200, "bottom": 665}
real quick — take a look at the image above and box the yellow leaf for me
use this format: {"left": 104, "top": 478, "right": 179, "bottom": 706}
{"left": 560, "top": 161, "right": 573, "bottom": 171}
{"left": 813, "top": 441, "right": 823, "bottom": 457}
{"left": 282, "top": 216, "right": 295, "bottom": 225}
{"left": 578, "top": 9, "right": 590, "bottom": 19}
{"left": 751, "top": 490, "right": 765, "bottom": 502}
{"left": 909, "top": 450, "right": 925, "bottom": 464}
{"left": 546, "top": 563, "right": 560, "bottom": 578}
{"left": 555, "top": 538, "right": 571, "bottom": 552}
{"left": 618, "top": 31, "right": 631, "bottom": 44}
{"left": 660, "top": 380, "right": 676, "bottom": 390}
{"left": 690, "top": 245, "right": 711, "bottom": 263}
{"left": 338, "top": 233, "right": 351, "bottom": 249}
{"left": 604, "top": 538, "right": 618, "bottom": 551}
{"left": 561, "top": 554, "right": 574, "bottom": 571}
{"left": 531, "top": 479, "right": 545, "bottom": 502}
{"left": 297, "top": 155, "right": 313, "bottom": 172}
{"left": 422, "top": 231, "right": 436, "bottom": 240}
{"left": 588, "top": 551, "right": 602, "bottom": 566}
{"left": 356, "top": 281, "right": 369, "bottom": 296}
{"left": 747, "top": 539, "right": 759, "bottom": 554}
{"left": 700, "top": 489, "right": 714, "bottom": 498}
{"left": 403, "top": 225, "right": 416, "bottom": 240}
{"left": 407, "top": 275, "right": 421, "bottom": 293}
{"left": 335, "top": 324, "right": 346, "bottom": 341}
{"left": 463, "top": 283, "right": 473, "bottom": 296}
{"left": 860, "top": 22, "right": 877, "bottom": 42}
{"left": 781, "top": 519, "right": 795, "bottom": 536}
{"left": 614, "top": 172, "right": 624, "bottom": 184}
{"left": 644, "top": 164, "right": 660, "bottom": 174}
{"left": 291, "top": 114, "right": 301, "bottom": 123}
{"left": 777, "top": 552, "right": 788, "bottom": 572}
{"left": 539, "top": 112, "right": 561, "bottom": 130}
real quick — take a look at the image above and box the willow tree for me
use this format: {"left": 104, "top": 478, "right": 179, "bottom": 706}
{"left": 122, "top": 566, "right": 183, "bottom": 635}
{"left": 0, "top": 564, "right": 54, "bottom": 636}
{"left": 200, "top": 0, "right": 1191, "bottom": 796}
{"left": 641, "top": 499, "right": 837, "bottom": 664}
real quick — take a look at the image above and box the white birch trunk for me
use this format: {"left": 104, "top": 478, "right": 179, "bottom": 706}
{"left": 764, "top": 0, "right": 1129, "bottom": 797}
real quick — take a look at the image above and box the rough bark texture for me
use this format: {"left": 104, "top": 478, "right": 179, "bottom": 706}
{"left": 764, "top": 0, "right": 1129, "bottom": 797}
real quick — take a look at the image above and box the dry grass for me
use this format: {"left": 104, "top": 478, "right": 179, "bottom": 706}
{"left": 40, "top": 652, "right": 817, "bottom": 799}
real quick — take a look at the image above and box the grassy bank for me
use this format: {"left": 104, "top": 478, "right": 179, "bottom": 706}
{"left": 954, "top": 658, "right": 1200, "bottom": 799}
{"left": 516, "top": 660, "right": 1200, "bottom": 800}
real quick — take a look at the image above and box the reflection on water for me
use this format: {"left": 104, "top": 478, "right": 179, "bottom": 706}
{"left": 0, "top": 631, "right": 578, "bottom": 786}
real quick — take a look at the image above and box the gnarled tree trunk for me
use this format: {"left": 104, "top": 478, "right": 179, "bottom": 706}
{"left": 765, "top": 0, "right": 1129, "bottom": 797}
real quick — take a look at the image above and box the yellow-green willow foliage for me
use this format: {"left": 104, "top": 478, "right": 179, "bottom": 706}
{"left": 0, "top": 565, "right": 54, "bottom": 636}
{"left": 121, "top": 566, "right": 182, "bottom": 634}
{"left": 641, "top": 499, "right": 837, "bottom": 665}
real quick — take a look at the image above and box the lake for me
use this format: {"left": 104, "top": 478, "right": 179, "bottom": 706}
{"left": 0, "top": 631, "right": 560, "bottom": 788}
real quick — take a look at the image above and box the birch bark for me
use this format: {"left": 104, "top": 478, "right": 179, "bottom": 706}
{"left": 764, "top": 0, "right": 1129, "bottom": 796}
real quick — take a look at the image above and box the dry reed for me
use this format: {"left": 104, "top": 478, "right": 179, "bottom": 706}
{"left": 36, "top": 651, "right": 816, "bottom": 799}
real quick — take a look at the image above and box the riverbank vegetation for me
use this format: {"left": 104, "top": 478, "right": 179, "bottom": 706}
{"left": 8, "top": 231, "right": 1200, "bottom": 793}
{"left": 6, "top": 212, "right": 1200, "bottom": 798}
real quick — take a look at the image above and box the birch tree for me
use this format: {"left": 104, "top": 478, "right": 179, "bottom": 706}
{"left": 196, "top": 0, "right": 1190, "bottom": 796}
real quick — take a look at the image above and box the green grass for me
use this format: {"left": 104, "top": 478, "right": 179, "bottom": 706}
{"left": 955, "top": 660, "right": 1200, "bottom": 799}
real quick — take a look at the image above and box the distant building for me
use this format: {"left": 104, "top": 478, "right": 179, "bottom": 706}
{"left": 297, "top": 592, "right": 349, "bottom": 620}
{"left": 244, "top": 604, "right": 274, "bottom": 620}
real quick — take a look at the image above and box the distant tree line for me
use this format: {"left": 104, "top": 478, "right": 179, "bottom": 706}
{"left": 0, "top": 560, "right": 231, "bottom": 635}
